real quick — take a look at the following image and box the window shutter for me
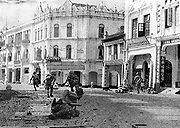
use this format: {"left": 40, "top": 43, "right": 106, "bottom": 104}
{"left": 167, "top": 8, "right": 172, "bottom": 27}
{"left": 138, "top": 23, "right": 145, "bottom": 37}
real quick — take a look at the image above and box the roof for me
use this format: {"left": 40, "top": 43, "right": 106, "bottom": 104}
{"left": 102, "top": 32, "right": 125, "bottom": 42}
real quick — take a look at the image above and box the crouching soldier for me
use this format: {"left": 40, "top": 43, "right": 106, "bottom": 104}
{"left": 48, "top": 84, "right": 84, "bottom": 120}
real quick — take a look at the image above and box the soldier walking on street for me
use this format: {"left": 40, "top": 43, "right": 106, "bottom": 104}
{"left": 43, "top": 73, "right": 56, "bottom": 98}
{"left": 62, "top": 71, "right": 79, "bottom": 92}
{"left": 30, "top": 72, "right": 39, "bottom": 91}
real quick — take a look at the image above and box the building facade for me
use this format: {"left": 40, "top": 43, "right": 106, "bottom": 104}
{"left": 156, "top": 0, "right": 180, "bottom": 88}
{"left": 125, "top": 0, "right": 180, "bottom": 90}
{"left": 101, "top": 32, "right": 126, "bottom": 89}
{"left": 125, "top": 0, "right": 158, "bottom": 90}
{"left": 0, "top": 0, "right": 124, "bottom": 87}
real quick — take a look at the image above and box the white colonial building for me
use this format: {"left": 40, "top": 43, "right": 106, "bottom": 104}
{"left": 0, "top": 0, "right": 124, "bottom": 87}
{"left": 125, "top": 0, "right": 180, "bottom": 91}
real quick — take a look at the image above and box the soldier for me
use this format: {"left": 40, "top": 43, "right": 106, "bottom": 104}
{"left": 134, "top": 72, "right": 143, "bottom": 94}
{"left": 30, "top": 72, "right": 39, "bottom": 91}
{"left": 49, "top": 85, "right": 84, "bottom": 120}
{"left": 62, "top": 71, "right": 79, "bottom": 92}
{"left": 43, "top": 73, "right": 56, "bottom": 98}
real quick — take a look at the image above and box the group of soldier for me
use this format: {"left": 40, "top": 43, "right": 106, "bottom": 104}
{"left": 30, "top": 71, "right": 84, "bottom": 119}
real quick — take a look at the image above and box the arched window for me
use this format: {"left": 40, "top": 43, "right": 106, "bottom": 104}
{"left": 67, "top": 23, "right": 72, "bottom": 37}
{"left": 66, "top": 45, "right": 71, "bottom": 59}
{"left": 98, "top": 45, "right": 104, "bottom": 60}
{"left": 54, "top": 24, "right": 59, "bottom": 37}
{"left": 53, "top": 45, "right": 59, "bottom": 57}
{"left": 99, "top": 24, "right": 104, "bottom": 38}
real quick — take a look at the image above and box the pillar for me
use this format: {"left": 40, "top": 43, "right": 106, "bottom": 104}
{"left": 102, "top": 65, "right": 105, "bottom": 88}
{"left": 149, "top": 59, "right": 153, "bottom": 88}
{"left": 12, "top": 69, "right": 15, "bottom": 83}
{"left": 129, "top": 59, "right": 134, "bottom": 86}
{"left": 117, "top": 73, "right": 121, "bottom": 88}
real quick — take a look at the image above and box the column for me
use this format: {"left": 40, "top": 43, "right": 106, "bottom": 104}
{"left": 102, "top": 65, "right": 105, "bottom": 88}
{"left": 129, "top": 59, "right": 134, "bottom": 86}
{"left": 111, "top": 45, "right": 114, "bottom": 60}
{"left": 5, "top": 68, "right": 8, "bottom": 84}
{"left": 12, "top": 69, "right": 15, "bottom": 83}
{"left": 149, "top": 59, "right": 153, "bottom": 88}
{"left": 106, "top": 46, "right": 109, "bottom": 60}
{"left": 117, "top": 73, "right": 121, "bottom": 88}
{"left": 117, "top": 44, "right": 120, "bottom": 59}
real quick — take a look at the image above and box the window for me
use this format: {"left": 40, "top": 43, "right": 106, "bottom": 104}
{"left": 175, "top": 6, "right": 179, "bottom": 26}
{"left": 138, "top": 23, "right": 145, "bottom": 37}
{"left": 53, "top": 45, "right": 59, "bottom": 57}
{"left": 144, "top": 14, "right": 150, "bottom": 36}
{"left": 15, "top": 32, "right": 22, "bottom": 44}
{"left": 25, "top": 49, "right": 28, "bottom": 59}
{"left": 54, "top": 24, "right": 59, "bottom": 37}
{"left": 38, "top": 28, "right": 40, "bottom": 40}
{"left": 44, "top": 49, "right": 47, "bottom": 58}
{"left": 108, "top": 45, "right": 112, "bottom": 60}
{"left": 132, "top": 18, "right": 138, "bottom": 38}
{"left": 3, "top": 53, "right": 6, "bottom": 62}
{"left": 120, "top": 43, "right": 124, "bottom": 54}
{"left": 67, "top": 23, "right": 72, "bottom": 37}
{"left": 8, "top": 52, "right": 12, "bottom": 62}
{"left": 45, "top": 25, "right": 47, "bottom": 38}
{"left": 35, "top": 29, "right": 37, "bottom": 41}
{"left": 23, "top": 30, "right": 30, "bottom": 40}
{"left": 99, "top": 24, "right": 104, "bottom": 38}
{"left": 165, "top": 8, "right": 172, "bottom": 28}
{"left": 98, "top": 45, "right": 104, "bottom": 60}
{"left": 17, "top": 51, "right": 20, "bottom": 60}
{"left": 114, "top": 44, "right": 118, "bottom": 59}
{"left": 66, "top": 45, "right": 71, "bottom": 59}
{"left": 37, "top": 48, "right": 42, "bottom": 59}
{"left": 41, "top": 27, "right": 43, "bottom": 39}
{"left": 8, "top": 35, "right": 14, "bottom": 44}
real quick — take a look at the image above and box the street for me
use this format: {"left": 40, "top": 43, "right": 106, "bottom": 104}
{"left": 0, "top": 87, "right": 180, "bottom": 128}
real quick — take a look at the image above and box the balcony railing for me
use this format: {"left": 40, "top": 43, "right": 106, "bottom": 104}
{"left": 45, "top": 56, "right": 61, "bottom": 63}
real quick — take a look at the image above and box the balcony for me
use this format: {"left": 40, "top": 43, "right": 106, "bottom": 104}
{"left": 128, "top": 36, "right": 150, "bottom": 48}
{"left": 45, "top": 56, "right": 61, "bottom": 63}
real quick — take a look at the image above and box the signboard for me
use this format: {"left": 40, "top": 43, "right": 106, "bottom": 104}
{"left": 162, "top": 38, "right": 180, "bottom": 45}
